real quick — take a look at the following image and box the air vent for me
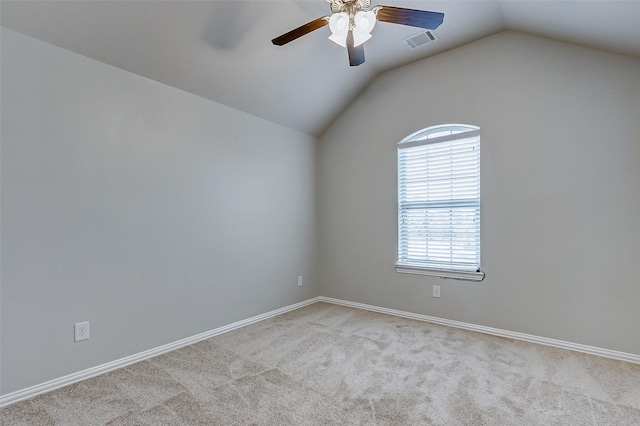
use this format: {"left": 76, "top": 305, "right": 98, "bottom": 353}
{"left": 403, "top": 30, "right": 439, "bottom": 49}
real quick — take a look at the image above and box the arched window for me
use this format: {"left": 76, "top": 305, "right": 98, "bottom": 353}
{"left": 396, "top": 124, "right": 484, "bottom": 280}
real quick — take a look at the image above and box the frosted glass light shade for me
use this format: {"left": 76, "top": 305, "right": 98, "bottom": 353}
{"left": 328, "top": 12, "right": 349, "bottom": 47}
{"left": 353, "top": 11, "right": 376, "bottom": 47}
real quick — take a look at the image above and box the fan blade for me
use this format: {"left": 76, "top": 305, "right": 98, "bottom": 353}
{"left": 346, "top": 31, "right": 365, "bottom": 66}
{"left": 272, "top": 17, "right": 329, "bottom": 46}
{"left": 375, "top": 6, "right": 444, "bottom": 30}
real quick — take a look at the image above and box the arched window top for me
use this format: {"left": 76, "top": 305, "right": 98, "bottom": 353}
{"left": 400, "top": 124, "right": 479, "bottom": 144}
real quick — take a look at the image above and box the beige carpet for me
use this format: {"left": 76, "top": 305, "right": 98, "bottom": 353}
{"left": 2, "top": 302, "right": 639, "bottom": 425}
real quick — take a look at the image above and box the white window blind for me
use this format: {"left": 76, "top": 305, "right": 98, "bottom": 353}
{"left": 397, "top": 125, "right": 482, "bottom": 279}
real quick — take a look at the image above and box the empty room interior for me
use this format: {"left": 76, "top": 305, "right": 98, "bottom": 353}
{"left": 1, "top": 0, "right": 640, "bottom": 424}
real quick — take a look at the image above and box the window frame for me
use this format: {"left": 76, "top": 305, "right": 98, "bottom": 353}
{"left": 396, "top": 124, "right": 484, "bottom": 281}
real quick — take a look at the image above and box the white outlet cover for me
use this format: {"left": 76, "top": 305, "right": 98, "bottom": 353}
{"left": 75, "top": 321, "right": 90, "bottom": 342}
{"left": 297, "top": 276, "right": 303, "bottom": 287}
{"left": 433, "top": 286, "right": 441, "bottom": 298}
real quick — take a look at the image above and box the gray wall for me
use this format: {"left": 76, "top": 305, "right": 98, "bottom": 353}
{"left": 317, "top": 31, "right": 640, "bottom": 355}
{"left": 1, "top": 28, "right": 317, "bottom": 395}
{"left": 3, "top": 27, "right": 639, "bottom": 397}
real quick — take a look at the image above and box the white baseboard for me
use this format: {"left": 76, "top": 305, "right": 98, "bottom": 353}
{"left": 0, "top": 297, "right": 322, "bottom": 408}
{"left": 3, "top": 295, "right": 638, "bottom": 408}
{"left": 318, "top": 296, "right": 640, "bottom": 365}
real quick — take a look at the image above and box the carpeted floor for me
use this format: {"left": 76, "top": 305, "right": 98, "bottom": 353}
{"left": 2, "top": 302, "right": 640, "bottom": 425}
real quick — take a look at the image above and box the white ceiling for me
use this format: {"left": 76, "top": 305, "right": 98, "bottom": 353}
{"left": 2, "top": 1, "right": 640, "bottom": 137}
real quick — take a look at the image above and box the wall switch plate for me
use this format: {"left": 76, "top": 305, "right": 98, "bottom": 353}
{"left": 297, "top": 276, "right": 303, "bottom": 287}
{"left": 433, "top": 285, "right": 441, "bottom": 298}
{"left": 75, "top": 321, "right": 90, "bottom": 342}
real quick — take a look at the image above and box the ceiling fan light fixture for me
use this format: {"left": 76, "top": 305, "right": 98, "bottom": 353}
{"left": 353, "top": 11, "right": 376, "bottom": 47}
{"left": 355, "top": 11, "right": 376, "bottom": 32}
{"left": 328, "top": 12, "right": 349, "bottom": 47}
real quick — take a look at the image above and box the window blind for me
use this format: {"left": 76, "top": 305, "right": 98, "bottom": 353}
{"left": 397, "top": 128, "right": 480, "bottom": 272}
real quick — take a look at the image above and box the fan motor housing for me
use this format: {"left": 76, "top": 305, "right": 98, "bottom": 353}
{"left": 330, "top": 0, "right": 371, "bottom": 14}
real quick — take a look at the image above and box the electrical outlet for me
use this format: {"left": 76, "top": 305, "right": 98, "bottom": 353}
{"left": 75, "top": 321, "right": 90, "bottom": 342}
{"left": 433, "top": 285, "right": 441, "bottom": 298}
{"left": 297, "top": 276, "right": 303, "bottom": 287}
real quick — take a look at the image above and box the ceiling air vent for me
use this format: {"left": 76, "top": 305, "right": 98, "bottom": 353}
{"left": 403, "top": 30, "right": 439, "bottom": 49}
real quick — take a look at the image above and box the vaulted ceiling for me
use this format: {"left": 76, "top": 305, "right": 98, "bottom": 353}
{"left": 2, "top": 1, "right": 640, "bottom": 137}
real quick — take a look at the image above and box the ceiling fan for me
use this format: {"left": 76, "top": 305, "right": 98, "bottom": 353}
{"left": 271, "top": 0, "right": 444, "bottom": 66}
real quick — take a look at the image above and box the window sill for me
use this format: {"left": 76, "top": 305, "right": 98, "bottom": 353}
{"left": 395, "top": 264, "right": 485, "bottom": 281}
